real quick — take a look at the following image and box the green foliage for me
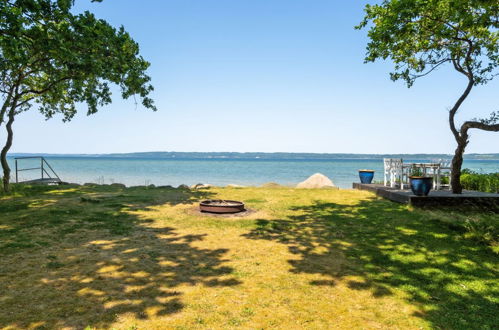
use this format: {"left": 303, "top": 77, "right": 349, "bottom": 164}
{"left": 0, "top": 0, "right": 155, "bottom": 122}
{"left": 357, "top": 0, "right": 499, "bottom": 87}
{"left": 460, "top": 169, "right": 499, "bottom": 193}
{"left": 408, "top": 164, "right": 423, "bottom": 177}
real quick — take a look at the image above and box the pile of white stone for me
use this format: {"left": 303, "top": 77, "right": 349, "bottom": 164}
{"left": 296, "top": 173, "right": 336, "bottom": 189}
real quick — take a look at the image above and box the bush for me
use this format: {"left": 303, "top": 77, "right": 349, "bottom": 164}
{"left": 460, "top": 169, "right": 499, "bottom": 193}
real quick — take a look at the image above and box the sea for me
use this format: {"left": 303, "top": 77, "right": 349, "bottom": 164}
{"left": 6, "top": 155, "right": 499, "bottom": 189}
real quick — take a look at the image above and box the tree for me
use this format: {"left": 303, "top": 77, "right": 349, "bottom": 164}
{"left": 357, "top": 0, "right": 499, "bottom": 193}
{"left": 0, "top": 0, "right": 155, "bottom": 192}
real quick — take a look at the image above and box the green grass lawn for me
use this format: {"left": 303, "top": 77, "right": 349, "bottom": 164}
{"left": 0, "top": 184, "right": 497, "bottom": 329}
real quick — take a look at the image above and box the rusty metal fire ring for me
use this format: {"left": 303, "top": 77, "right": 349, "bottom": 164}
{"left": 199, "top": 200, "right": 245, "bottom": 214}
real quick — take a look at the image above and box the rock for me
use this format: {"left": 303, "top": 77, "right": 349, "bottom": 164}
{"left": 177, "top": 184, "right": 190, "bottom": 189}
{"left": 110, "top": 183, "right": 126, "bottom": 188}
{"left": 261, "top": 182, "right": 282, "bottom": 188}
{"left": 296, "top": 173, "right": 336, "bottom": 189}
{"left": 227, "top": 184, "right": 244, "bottom": 188}
{"left": 191, "top": 183, "right": 213, "bottom": 189}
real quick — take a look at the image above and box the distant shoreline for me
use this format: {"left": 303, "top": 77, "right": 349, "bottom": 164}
{"left": 9, "top": 151, "right": 499, "bottom": 161}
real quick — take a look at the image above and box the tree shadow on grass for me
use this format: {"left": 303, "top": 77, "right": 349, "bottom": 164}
{"left": 243, "top": 197, "right": 498, "bottom": 329}
{"left": 0, "top": 185, "right": 240, "bottom": 329}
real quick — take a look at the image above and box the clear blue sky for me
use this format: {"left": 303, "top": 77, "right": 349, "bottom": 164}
{"left": 6, "top": 0, "right": 499, "bottom": 154}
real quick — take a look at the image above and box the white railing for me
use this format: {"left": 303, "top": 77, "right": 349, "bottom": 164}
{"left": 383, "top": 158, "right": 451, "bottom": 190}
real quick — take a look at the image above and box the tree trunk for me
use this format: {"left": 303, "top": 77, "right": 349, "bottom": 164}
{"left": 450, "top": 120, "right": 499, "bottom": 194}
{"left": 450, "top": 137, "right": 468, "bottom": 194}
{"left": 447, "top": 71, "right": 474, "bottom": 195}
{"left": 0, "top": 87, "right": 14, "bottom": 127}
{"left": 1, "top": 109, "right": 15, "bottom": 192}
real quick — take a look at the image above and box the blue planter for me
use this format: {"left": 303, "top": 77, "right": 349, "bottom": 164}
{"left": 409, "top": 177, "right": 433, "bottom": 196}
{"left": 359, "top": 170, "right": 375, "bottom": 184}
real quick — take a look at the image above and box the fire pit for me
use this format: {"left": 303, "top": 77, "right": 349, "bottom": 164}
{"left": 199, "top": 199, "right": 245, "bottom": 214}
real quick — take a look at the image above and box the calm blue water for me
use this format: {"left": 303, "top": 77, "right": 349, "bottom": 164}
{"left": 7, "top": 157, "right": 499, "bottom": 189}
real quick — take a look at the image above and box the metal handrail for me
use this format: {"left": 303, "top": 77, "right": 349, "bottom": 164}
{"left": 14, "top": 156, "right": 61, "bottom": 184}
{"left": 14, "top": 156, "right": 47, "bottom": 160}
{"left": 42, "top": 158, "right": 61, "bottom": 181}
{"left": 17, "top": 167, "right": 42, "bottom": 172}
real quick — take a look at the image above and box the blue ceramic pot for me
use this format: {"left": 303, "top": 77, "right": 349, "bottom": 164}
{"left": 409, "top": 177, "right": 433, "bottom": 196}
{"left": 359, "top": 170, "right": 375, "bottom": 184}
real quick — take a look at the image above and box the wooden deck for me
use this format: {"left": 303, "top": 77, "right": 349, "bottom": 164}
{"left": 353, "top": 183, "right": 499, "bottom": 211}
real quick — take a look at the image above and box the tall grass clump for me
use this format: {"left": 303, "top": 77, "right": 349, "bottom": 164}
{"left": 460, "top": 169, "right": 499, "bottom": 193}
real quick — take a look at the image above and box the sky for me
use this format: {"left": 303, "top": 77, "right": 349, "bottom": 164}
{"left": 6, "top": 0, "right": 499, "bottom": 154}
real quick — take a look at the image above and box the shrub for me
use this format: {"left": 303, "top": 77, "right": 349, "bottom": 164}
{"left": 460, "top": 169, "right": 499, "bottom": 193}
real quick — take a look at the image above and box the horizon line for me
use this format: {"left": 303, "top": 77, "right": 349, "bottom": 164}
{"left": 8, "top": 151, "right": 499, "bottom": 156}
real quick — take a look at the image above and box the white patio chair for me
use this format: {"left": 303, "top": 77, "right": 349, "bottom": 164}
{"left": 390, "top": 158, "right": 405, "bottom": 189}
{"left": 401, "top": 163, "right": 410, "bottom": 189}
{"left": 437, "top": 160, "right": 452, "bottom": 190}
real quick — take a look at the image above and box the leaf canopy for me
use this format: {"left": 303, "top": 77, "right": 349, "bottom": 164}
{"left": 0, "top": 0, "right": 155, "bottom": 121}
{"left": 357, "top": 0, "right": 499, "bottom": 86}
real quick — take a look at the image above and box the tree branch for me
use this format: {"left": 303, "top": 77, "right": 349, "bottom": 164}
{"left": 449, "top": 77, "right": 474, "bottom": 140}
{"left": 452, "top": 57, "right": 464, "bottom": 74}
{"left": 411, "top": 58, "right": 451, "bottom": 79}
{"left": 461, "top": 120, "right": 499, "bottom": 134}
{"left": 448, "top": 36, "right": 477, "bottom": 141}
{"left": 19, "top": 76, "right": 75, "bottom": 97}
